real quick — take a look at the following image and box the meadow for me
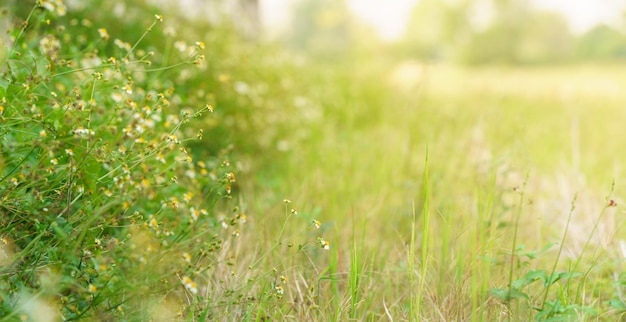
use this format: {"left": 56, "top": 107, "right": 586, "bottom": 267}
{"left": 248, "top": 62, "right": 626, "bottom": 321}
{"left": 3, "top": 1, "right": 626, "bottom": 321}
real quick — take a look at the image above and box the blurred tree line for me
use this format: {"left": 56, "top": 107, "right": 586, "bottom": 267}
{"left": 282, "top": 0, "right": 385, "bottom": 62}
{"left": 280, "top": 0, "right": 626, "bottom": 65}
{"left": 400, "top": 0, "right": 626, "bottom": 64}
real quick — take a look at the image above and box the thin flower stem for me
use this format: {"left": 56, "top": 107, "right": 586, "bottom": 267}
{"left": 10, "top": 4, "right": 38, "bottom": 54}
{"left": 124, "top": 20, "right": 158, "bottom": 60}
{"left": 507, "top": 174, "right": 528, "bottom": 305}
{"left": 541, "top": 193, "right": 577, "bottom": 310}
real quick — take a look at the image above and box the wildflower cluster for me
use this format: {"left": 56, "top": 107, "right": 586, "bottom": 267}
{"left": 247, "top": 198, "right": 331, "bottom": 304}
{"left": 0, "top": 2, "right": 239, "bottom": 320}
{"left": 0, "top": 0, "right": 332, "bottom": 320}
{"left": 273, "top": 268, "right": 288, "bottom": 298}
{"left": 283, "top": 199, "right": 330, "bottom": 250}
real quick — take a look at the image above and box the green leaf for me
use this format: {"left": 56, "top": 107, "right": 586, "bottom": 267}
{"left": 511, "top": 269, "right": 547, "bottom": 289}
{"left": 520, "top": 242, "right": 557, "bottom": 260}
{"left": 545, "top": 271, "right": 582, "bottom": 287}
{"left": 580, "top": 306, "right": 597, "bottom": 316}
{"left": 542, "top": 316, "right": 569, "bottom": 322}
{"left": 508, "top": 289, "right": 530, "bottom": 301}
{"left": 511, "top": 278, "right": 526, "bottom": 289}
{"left": 491, "top": 288, "right": 509, "bottom": 300}
{"left": 525, "top": 269, "right": 548, "bottom": 283}
{"left": 558, "top": 271, "right": 582, "bottom": 279}
{"left": 491, "top": 288, "right": 529, "bottom": 301}
{"left": 609, "top": 298, "right": 626, "bottom": 310}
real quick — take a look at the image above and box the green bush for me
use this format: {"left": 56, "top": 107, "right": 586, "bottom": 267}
{"left": 0, "top": 1, "right": 332, "bottom": 319}
{"left": 0, "top": 1, "right": 243, "bottom": 319}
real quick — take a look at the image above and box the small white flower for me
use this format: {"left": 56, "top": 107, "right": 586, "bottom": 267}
{"left": 73, "top": 126, "right": 95, "bottom": 137}
{"left": 182, "top": 276, "right": 198, "bottom": 294}
{"left": 182, "top": 252, "right": 191, "bottom": 264}
{"left": 174, "top": 41, "right": 187, "bottom": 53}
{"left": 318, "top": 237, "right": 329, "bottom": 250}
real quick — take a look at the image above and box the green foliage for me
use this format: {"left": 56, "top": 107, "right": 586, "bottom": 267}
{"left": 0, "top": 1, "right": 334, "bottom": 319}
{"left": 402, "top": 0, "right": 473, "bottom": 61}
{"left": 492, "top": 253, "right": 598, "bottom": 321}
{"left": 0, "top": 1, "right": 255, "bottom": 319}
{"left": 286, "top": 0, "right": 353, "bottom": 57}
{"left": 400, "top": 0, "right": 626, "bottom": 65}
{"left": 575, "top": 25, "right": 626, "bottom": 61}
{"left": 4, "top": 1, "right": 384, "bottom": 321}
{"left": 459, "top": 10, "right": 573, "bottom": 65}
{"left": 608, "top": 273, "right": 626, "bottom": 318}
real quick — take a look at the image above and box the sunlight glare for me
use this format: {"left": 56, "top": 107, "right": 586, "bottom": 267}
{"left": 346, "top": 0, "right": 418, "bottom": 41}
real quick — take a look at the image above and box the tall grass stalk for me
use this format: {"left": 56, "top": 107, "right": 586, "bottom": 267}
{"left": 573, "top": 181, "right": 615, "bottom": 271}
{"left": 540, "top": 193, "right": 577, "bottom": 310}
{"left": 415, "top": 147, "right": 430, "bottom": 320}
{"left": 9, "top": 3, "right": 37, "bottom": 54}
{"left": 471, "top": 173, "right": 496, "bottom": 322}
{"left": 507, "top": 174, "right": 529, "bottom": 310}
{"left": 124, "top": 17, "right": 160, "bottom": 60}
{"left": 571, "top": 181, "right": 615, "bottom": 302}
{"left": 349, "top": 233, "right": 360, "bottom": 319}
{"left": 327, "top": 247, "right": 340, "bottom": 320}
{"left": 409, "top": 199, "right": 417, "bottom": 320}
{"left": 248, "top": 201, "right": 296, "bottom": 270}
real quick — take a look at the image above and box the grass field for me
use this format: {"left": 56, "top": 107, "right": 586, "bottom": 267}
{"left": 238, "top": 63, "right": 626, "bottom": 320}
{"left": 4, "top": 1, "right": 626, "bottom": 321}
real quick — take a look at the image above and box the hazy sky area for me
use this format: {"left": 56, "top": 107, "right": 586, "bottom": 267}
{"left": 259, "top": 0, "right": 625, "bottom": 40}
{"left": 533, "top": 0, "right": 623, "bottom": 33}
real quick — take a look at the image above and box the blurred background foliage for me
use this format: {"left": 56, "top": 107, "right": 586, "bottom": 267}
{"left": 4, "top": 0, "right": 623, "bottom": 236}
{"left": 6, "top": 0, "right": 622, "bottom": 166}
{"left": 272, "top": 0, "right": 626, "bottom": 65}
{"left": 3, "top": 0, "right": 625, "bottom": 256}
